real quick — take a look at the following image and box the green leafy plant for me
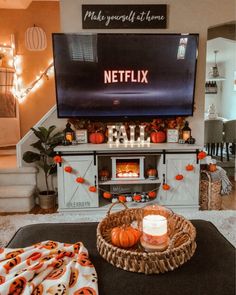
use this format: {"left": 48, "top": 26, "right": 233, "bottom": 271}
{"left": 23, "top": 125, "right": 63, "bottom": 194}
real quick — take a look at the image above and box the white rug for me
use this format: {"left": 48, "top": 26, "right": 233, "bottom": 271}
{"left": 0, "top": 210, "right": 236, "bottom": 248}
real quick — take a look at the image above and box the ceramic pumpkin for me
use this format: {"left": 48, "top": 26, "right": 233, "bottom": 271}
{"left": 150, "top": 131, "right": 166, "bottom": 143}
{"left": 175, "top": 174, "right": 184, "bottom": 180}
{"left": 148, "top": 191, "right": 157, "bottom": 198}
{"left": 186, "top": 164, "right": 194, "bottom": 171}
{"left": 64, "top": 166, "right": 73, "bottom": 173}
{"left": 89, "top": 186, "right": 97, "bottom": 193}
{"left": 76, "top": 177, "right": 85, "bottom": 183}
{"left": 198, "top": 151, "right": 207, "bottom": 160}
{"left": 103, "top": 192, "right": 112, "bottom": 199}
{"left": 162, "top": 183, "right": 170, "bottom": 191}
{"left": 111, "top": 226, "right": 141, "bottom": 249}
{"left": 89, "top": 132, "right": 105, "bottom": 144}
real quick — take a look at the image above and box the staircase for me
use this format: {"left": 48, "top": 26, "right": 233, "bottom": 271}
{"left": 0, "top": 167, "right": 38, "bottom": 213}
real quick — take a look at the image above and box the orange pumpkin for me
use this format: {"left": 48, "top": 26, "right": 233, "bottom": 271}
{"left": 198, "top": 151, "right": 207, "bottom": 160}
{"left": 64, "top": 166, "right": 73, "bottom": 173}
{"left": 186, "top": 164, "right": 194, "bottom": 171}
{"left": 175, "top": 174, "right": 184, "bottom": 180}
{"left": 148, "top": 191, "right": 157, "bottom": 198}
{"left": 111, "top": 226, "right": 141, "bottom": 249}
{"left": 89, "top": 132, "right": 105, "bottom": 144}
{"left": 53, "top": 155, "right": 62, "bottom": 163}
{"left": 118, "top": 195, "right": 126, "bottom": 203}
{"left": 150, "top": 131, "right": 166, "bottom": 143}
{"left": 147, "top": 168, "right": 157, "bottom": 177}
{"left": 162, "top": 183, "right": 170, "bottom": 191}
{"left": 103, "top": 192, "right": 112, "bottom": 199}
{"left": 76, "top": 177, "right": 85, "bottom": 183}
{"left": 133, "top": 195, "right": 142, "bottom": 202}
{"left": 89, "top": 186, "right": 97, "bottom": 193}
{"left": 208, "top": 163, "right": 217, "bottom": 172}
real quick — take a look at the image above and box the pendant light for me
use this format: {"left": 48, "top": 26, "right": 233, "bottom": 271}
{"left": 208, "top": 50, "right": 225, "bottom": 81}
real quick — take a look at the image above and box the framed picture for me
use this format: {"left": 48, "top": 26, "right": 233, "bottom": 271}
{"left": 167, "top": 129, "right": 179, "bottom": 143}
{"left": 75, "top": 129, "right": 88, "bottom": 143}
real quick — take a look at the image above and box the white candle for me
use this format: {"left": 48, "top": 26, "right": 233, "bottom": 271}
{"left": 143, "top": 215, "right": 167, "bottom": 236}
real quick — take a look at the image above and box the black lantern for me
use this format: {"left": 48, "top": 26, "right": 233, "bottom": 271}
{"left": 63, "top": 122, "right": 75, "bottom": 145}
{"left": 182, "top": 121, "right": 191, "bottom": 142}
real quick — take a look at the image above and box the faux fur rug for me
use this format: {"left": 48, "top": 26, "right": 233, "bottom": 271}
{"left": 0, "top": 210, "right": 236, "bottom": 248}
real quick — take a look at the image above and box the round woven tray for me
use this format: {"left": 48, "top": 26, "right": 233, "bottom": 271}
{"left": 97, "top": 203, "right": 197, "bottom": 274}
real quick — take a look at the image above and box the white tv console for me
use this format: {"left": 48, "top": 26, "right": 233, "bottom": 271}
{"left": 55, "top": 143, "right": 202, "bottom": 214}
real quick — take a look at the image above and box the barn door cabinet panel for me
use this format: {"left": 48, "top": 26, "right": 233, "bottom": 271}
{"left": 159, "top": 154, "right": 199, "bottom": 208}
{"left": 57, "top": 155, "right": 98, "bottom": 210}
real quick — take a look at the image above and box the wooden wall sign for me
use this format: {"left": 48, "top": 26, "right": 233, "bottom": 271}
{"left": 82, "top": 5, "right": 167, "bottom": 29}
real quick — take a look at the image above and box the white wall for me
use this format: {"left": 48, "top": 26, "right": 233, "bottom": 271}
{"left": 60, "top": 0, "right": 236, "bottom": 145}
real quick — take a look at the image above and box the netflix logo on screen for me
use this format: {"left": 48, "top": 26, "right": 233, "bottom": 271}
{"left": 104, "top": 70, "right": 149, "bottom": 84}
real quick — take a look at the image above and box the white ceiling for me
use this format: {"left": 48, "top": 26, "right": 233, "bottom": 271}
{"left": 207, "top": 37, "right": 236, "bottom": 63}
{"left": 0, "top": 0, "right": 58, "bottom": 9}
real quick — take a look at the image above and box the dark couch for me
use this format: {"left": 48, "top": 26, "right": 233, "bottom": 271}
{"left": 7, "top": 220, "right": 235, "bottom": 295}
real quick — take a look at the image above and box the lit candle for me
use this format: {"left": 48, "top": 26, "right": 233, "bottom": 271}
{"left": 141, "top": 215, "right": 168, "bottom": 251}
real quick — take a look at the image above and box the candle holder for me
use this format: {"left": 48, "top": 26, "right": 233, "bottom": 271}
{"left": 140, "top": 204, "right": 173, "bottom": 252}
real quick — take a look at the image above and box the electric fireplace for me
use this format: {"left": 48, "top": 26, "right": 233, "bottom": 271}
{"left": 111, "top": 157, "right": 145, "bottom": 180}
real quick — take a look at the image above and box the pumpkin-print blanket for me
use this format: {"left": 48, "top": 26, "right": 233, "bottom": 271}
{"left": 0, "top": 241, "right": 98, "bottom": 295}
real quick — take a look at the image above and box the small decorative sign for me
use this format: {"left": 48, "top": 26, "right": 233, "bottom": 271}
{"left": 82, "top": 5, "right": 167, "bottom": 29}
{"left": 167, "top": 129, "right": 179, "bottom": 143}
{"left": 75, "top": 129, "right": 88, "bottom": 144}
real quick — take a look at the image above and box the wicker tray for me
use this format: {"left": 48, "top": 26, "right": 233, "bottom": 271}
{"left": 97, "top": 203, "right": 197, "bottom": 274}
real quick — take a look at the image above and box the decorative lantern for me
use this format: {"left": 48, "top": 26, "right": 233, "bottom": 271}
{"left": 63, "top": 122, "right": 75, "bottom": 145}
{"left": 140, "top": 204, "right": 173, "bottom": 252}
{"left": 181, "top": 121, "right": 191, "bottom": 142}
{"left": 25, "top": 25, "right": 47, "bottom": 51}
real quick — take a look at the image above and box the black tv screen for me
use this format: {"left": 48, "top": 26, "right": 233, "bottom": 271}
{"left": 52, "top": 33, "right": 198, "bottom": 118}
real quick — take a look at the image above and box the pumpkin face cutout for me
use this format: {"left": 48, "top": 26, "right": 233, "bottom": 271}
{"left": 73, "top": 243, "right": 81, "bottom": 254}
{"left": 42, "top": 241, "right": 58, "bottom": 250}
{"left": 74, "top": 287, "right": 97, "bottom": 295}
{"left": 8, "top": 277, "right": 26, "bottom": 295}
{"left": 3, "top": 256, "right": 21, "bottom": 273}
{"left": 32, "top": 284, "right": 44, "bottom": 295}
{"left": 46, "top": 267, "right": 66, "bottom": 280}
{"left": 69, "top": 268, "right": 79, "bottom": 288}
{"left": 77, "top": 252, "right": 94, "bottom": 267}
{"left": 6, "top": 249, "right": 24, "bottom": 259}
{"left": 47, "top": 283, "right": 67, "bottom": 295}
{"left": 0, "top": 275, "right": 5, "bottom": 285}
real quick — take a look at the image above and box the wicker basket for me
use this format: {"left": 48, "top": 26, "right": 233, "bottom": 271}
{"left": 200, "top": 170, "right": 222, "bottom": 210}
{"left": 97, "top": 203, "right": 196, "bottom": 274}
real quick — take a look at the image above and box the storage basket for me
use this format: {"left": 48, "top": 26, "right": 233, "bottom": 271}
{"left": 200, "top": 170, "right": 222, "bottom": 210}
{"left": 97, "top": 202, "right": 196, "bottom": 274}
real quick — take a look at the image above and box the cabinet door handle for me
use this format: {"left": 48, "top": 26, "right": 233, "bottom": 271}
{"left": 163, "top": 173, "right": 166, "bottom": 184}
{"left": 94, "top": 175, "right": 97, "bottom": 187}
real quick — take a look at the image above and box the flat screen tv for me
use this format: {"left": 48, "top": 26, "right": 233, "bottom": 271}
{"left": 52, "top": 33, "right": 198, "bottom": 119}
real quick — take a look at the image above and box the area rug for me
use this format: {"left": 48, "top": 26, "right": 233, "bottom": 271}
{"left": 0, "top": 210, "right": 236, "bottom": 248}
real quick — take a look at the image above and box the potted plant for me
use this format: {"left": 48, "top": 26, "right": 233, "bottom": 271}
{"left": 23, "top": 125, "right": 63, "bottom": 209}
